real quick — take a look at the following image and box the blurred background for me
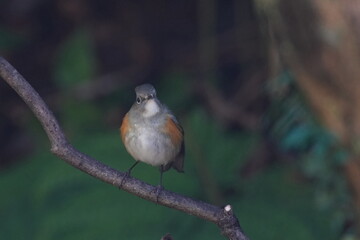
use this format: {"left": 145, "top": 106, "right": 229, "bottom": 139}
{"left": 1, "top": 0, "right": 360, "bottom": 239}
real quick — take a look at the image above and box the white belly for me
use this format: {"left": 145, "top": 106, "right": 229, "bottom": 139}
{"left": 125, "top": 127, "right": 175, "bottom": 167}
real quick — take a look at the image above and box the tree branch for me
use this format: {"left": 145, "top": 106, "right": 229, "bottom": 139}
{"left": 0, "top": 56, "right": 249, "bottom": 240}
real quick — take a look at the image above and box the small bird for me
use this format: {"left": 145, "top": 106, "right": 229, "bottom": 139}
{"left": 120, "top": 83, "right": 184, "bottom": 195}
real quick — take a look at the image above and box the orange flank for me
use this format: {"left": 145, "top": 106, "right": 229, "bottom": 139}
{"left": 120, "top": 113, "right": 130, "bottom": 143}
{"left": 164, "top": 116, "right": 183, "bottom": 147}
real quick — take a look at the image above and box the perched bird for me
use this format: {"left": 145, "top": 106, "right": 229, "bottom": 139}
{"left": 120, "top": 83, "right": 184, "bottom": 194}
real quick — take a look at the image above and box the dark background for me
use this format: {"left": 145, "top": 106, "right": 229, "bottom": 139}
{"left": 0, "top": 1, "right": 355, "bottom": 239}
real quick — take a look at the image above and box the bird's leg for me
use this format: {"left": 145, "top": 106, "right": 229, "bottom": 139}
{"left": 159, "top": 165, "right": 164, "bottom": 187}
{"left": 153, "top": 165, "right": 165, "bottom": 202}
{"left": 120, "top": 161, "right": 139, "bottom": 187}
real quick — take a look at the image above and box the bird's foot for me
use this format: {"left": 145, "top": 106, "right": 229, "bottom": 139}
{"left": 119, "top": 171, "right": 130, "bottom": 188}
{"left": 119, "top": 161, "right": 139, "bottom": 188}
{"left": 152, "top": 185, "right": 164, "bottom": 203}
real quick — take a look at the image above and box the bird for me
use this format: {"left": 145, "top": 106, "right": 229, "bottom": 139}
{"left": 120, "top": 83, "right": 184, "bottom": 198}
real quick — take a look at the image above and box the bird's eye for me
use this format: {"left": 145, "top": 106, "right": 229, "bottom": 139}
{"left": 136, "top": 97, "right": 142, "bottom": 104}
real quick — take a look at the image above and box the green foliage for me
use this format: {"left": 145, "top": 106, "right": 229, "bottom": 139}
{"left": 265, "top": 70, "right": 351, "bottom": 233}
{"left": 51, "top": 28, "right": 102, "bottom": 134}
{"left": 185, "top": 108, "right": 256, "bottom": 190}
{"left": 60, "top": 99, "right": 103, "bottom": 135}
{"left": 237, "top": 166, "right": 336, "bottom": 240}
{"left": 53, "top": 29, "right": 96, "bottom": 90}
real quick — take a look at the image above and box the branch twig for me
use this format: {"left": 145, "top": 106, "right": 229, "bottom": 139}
{"left": 0, "top": 57, "right": 249, "bottom": 240}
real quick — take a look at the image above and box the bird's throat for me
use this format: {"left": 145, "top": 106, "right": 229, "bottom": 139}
{"left": 143, "top": 99, "right": 160, "bottom": 117}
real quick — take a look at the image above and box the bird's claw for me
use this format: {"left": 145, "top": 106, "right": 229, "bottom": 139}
{"left": 152, "top": 185, "right": 164, "bottom": 203}
{"left": 119, "top": 171, "right": 130, "bottom": 188}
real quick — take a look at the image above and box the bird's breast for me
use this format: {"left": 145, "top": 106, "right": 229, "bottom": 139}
{"left": 124, "top": 125, "right": 177, "bottom": 167}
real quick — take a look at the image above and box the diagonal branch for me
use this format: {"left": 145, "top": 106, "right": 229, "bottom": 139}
{"left": 0, "top": 56, "right": 249, "bottom": 240}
